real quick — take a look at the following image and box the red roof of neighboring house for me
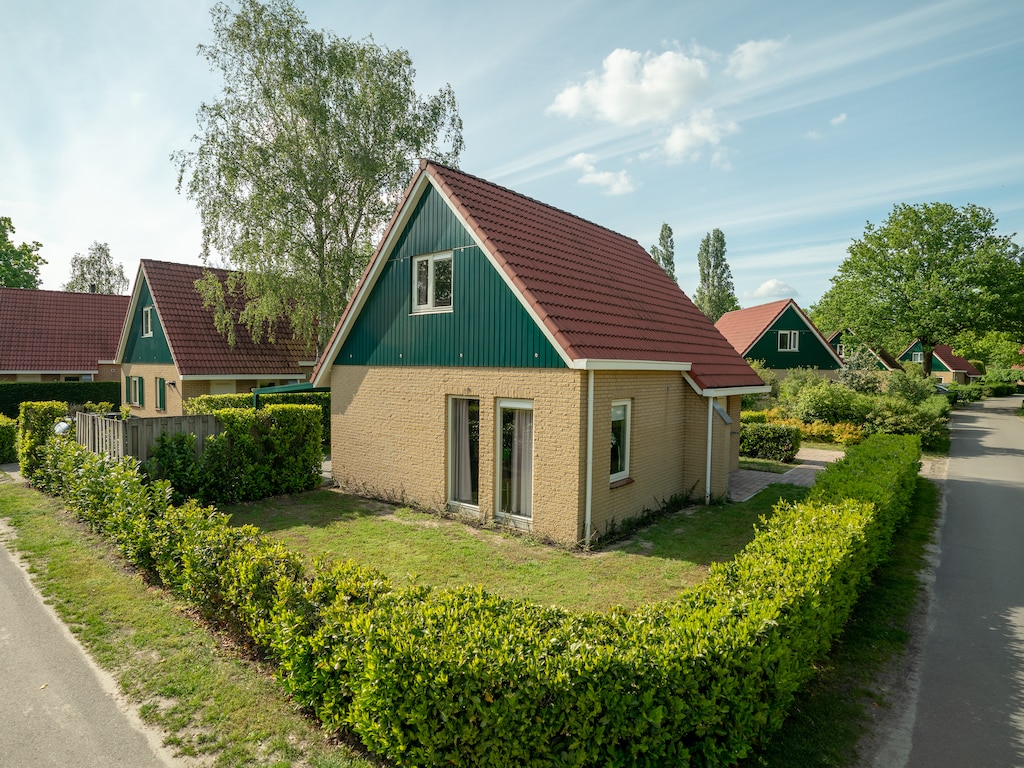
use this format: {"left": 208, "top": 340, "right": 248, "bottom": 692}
{"left": 713, "top": 299, "right": 793, "bottom": 356}
{"left": 124, "top": 260, "right": 312, "bottom": 377}
{"left": 0, "top": 287, "right": 129, "bottom": 374}
{"left": 932, "top": 344, "right": 982, "bottom": 377}
{"left": 315, "top": 160, "right": 763, "bottom": 392}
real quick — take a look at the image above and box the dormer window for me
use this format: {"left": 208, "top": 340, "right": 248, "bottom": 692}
{"left": 142, "top": 306, "right": 154, "bottom": 337}
{"left": 412, "top": 252, "right": 453, "bottom": 313}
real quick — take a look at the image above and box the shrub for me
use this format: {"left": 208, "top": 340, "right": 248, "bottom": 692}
{"left": 0, "top": 381, "right": 119, "bottom": 419}
{"left": 740, "top": 423, "right": 801, "bottom": 462}
{"left": 865, "top": 394, "right": 950, "bottom": 451}
{"left": 885, "top": 371, "right": 934, "bottom": 405}
{"left": 791, "top": 381, "right": 871, "bottom": 425}
{"left": 0, "top": 415, "right": 16, "bottom": 464}
{"left": 144, "top": 432, "right": 201, "bottom": 504}
{"left": 777, "top": 367, "right": 825, "bottom": 409}
{"left": 186, "top": 391, "right": 331, "bottom": 446}
{"left": 17, "top": 401, "right": 69, "bottom": 481}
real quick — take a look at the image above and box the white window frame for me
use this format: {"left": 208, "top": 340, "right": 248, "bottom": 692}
{"left": 836, "top": 343, "right": 846, "bottom": 358}
{"left": 610, "top": 399, "right": 632, "bottom": 483}
{"left": 142, "top": 306, "right": 154, "bottom": 337}
{"left": 495, "top": 398, "right": 534, "bottom": 526}
{"left": 911, "top": 351, "right": 924, "bottom": 363}
{"left": 411, "top": 252, "right": 453, "bottom": 314}
{"left": 129, "top": 376, "right": 143, "bottom": 406}
{"left": 448, "top": 396, "right": 480, "bottom": 512}
{"left": 778, "top": 330, "right": 799, "bottom": 352}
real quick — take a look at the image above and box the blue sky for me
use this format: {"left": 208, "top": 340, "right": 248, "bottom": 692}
{"left": 2, "top": 0, "right": 1022, "bottom": 308}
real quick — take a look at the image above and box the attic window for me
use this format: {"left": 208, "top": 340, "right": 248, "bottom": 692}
{"left": 142, "top": 306, "right": 154, "bottom": 337}
{"left": 412, "top": 253, "right": 453, "bottom": 314}
{"left": 912, "top": 352, "right": 924, "bottom": 363}
{"left": 778, "top": 330, "right": 799, "bottom": 352}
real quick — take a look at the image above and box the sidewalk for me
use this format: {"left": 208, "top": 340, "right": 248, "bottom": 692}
{"left": 728, "top": 446, "right": 843, "bottom": 502}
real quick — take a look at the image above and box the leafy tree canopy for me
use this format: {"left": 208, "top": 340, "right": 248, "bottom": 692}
{"left": 649, "top": 222, "right": 676, "bottom": 282}
{"left": 812, "top": 202, "right": 1024, "bottom": 376}
{"left": 693, "top": 228, "right": 740, "bottom": 322}
{"left": 173, "top": 0, "right": 464, "bottom": 355}
{"left": 62, "top": 241, "right": 129, "bottom": 294}
{"left": 0, "top": 216, "right": 46, "bottom": 289}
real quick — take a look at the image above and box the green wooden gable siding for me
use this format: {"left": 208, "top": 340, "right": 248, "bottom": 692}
{"left": 122, "top": 278, "right": 173, "bottom": 365}
{"left": 898, "top": 341, "right": 950, "bottom": 371}
{"left": 335, "top": 186, "right": 566, "bottom": 369}
{"left": 746, "top": 305, "right": 840, "bottom": 370}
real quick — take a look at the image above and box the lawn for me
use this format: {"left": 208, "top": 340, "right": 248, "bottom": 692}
{"left": 225, "top": 483, "right": 809, "bottom": 613}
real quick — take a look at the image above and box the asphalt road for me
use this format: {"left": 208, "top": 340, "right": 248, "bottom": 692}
{"left": 874, "top": 397, "right": 1024, "bottom": 767}
{"left": 0, "top": 516, "right": 181, "bottom": 768}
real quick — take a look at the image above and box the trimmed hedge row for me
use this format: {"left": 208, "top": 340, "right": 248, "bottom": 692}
{"left": 739, "top": 423, "right": 802, "bottom": 462}
{"left": 0, "top": 415, "right": 16, "bottom": 464}
{"left": 21, "top": 408, "right": 921, "bottom": 767}
{"left": 0, "top": 381, "right": 120, "bottom": 418}
{"left": 146, "top": 405, "right": 323, "bottom": 505}
{"left": 185, "top": 391, "right": 332, "bottom": 446}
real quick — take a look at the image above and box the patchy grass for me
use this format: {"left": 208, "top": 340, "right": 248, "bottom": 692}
{"left": 225, "top": 484, "right": 808, "bottom": 613}
{"left": 739, "top": 456, "right": 796, "bottom": 474}
{"left": 742, "top": 476, "right": 940, "bottom": 767}
{"left": 0, "top": 481, "right": 370, "bottom": 768}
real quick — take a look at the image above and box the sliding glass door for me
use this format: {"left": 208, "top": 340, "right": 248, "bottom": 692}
{"left": 498, "top": 399, "right": 533, "bottom": 520}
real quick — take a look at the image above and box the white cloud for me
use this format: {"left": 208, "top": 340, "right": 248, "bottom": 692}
{"left": 830, "top": 112, "right": 847, "bottom": 125}
{"left": 725, "top": 38, "right": 786, "bottom": 80}
{"left": 805, "top": 129, "right": 822, "bottom": 140}
{"left": 566, "top": 153, "right": 637, "bottom": 195}
{"left": 664, "top": 108, "right": 738, "bottom": 163}
{"left": 548, "top": 48, "right": 709, "bottom": 126}
{"left": 750, "top": 278, "right": 799, "bottom": 301}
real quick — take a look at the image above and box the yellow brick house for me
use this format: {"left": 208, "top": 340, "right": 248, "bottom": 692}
{"left": 311, "top": 161, "right": 768, "bottom": 546}
{"left": 115, "top": 260, "right": 315, "bottom": 417}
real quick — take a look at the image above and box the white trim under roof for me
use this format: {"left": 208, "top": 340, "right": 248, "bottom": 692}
{"left": 179, "top": 373, "right": 308, "bottom": 381}
{"left": 682, "top": 372, "right": 771, "bottom": 398}
{"left": 571, "top": 359, "right": 692, "bottom": 372}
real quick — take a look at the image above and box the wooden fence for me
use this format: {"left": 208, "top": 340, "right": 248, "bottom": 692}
{"left": 76, "top": 412, "right": 222, "bottom": 462}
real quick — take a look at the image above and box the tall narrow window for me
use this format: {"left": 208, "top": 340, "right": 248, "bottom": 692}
{"left": 142, "top": 306, "right": 154, "bottom": 337}
{"left": 498, "top": 400, "right": 533, "bottom": 520}
{"left": 449, "top": 397, "right": 479, "bottom": 507}
{"left": 778, "top": 330, "right": 799, "bottom": 351}
{"left": 156, "top": 377, "right": 166, "bottom": 412}
{"left": 412, "top": 253, "right": 453, "bottom": 313}
{"left": 610, "top": 400, "right": 631, "bottom": 483}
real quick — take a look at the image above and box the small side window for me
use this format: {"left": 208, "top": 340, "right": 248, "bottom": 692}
{"left": 778, "top": 330, "right": 799, "bottom": 352}
{"left": 142, "top": 306, "right": 154, "bottom": 338}
{"left": 610, "top": 400, "right": 631, "bottom": 483}
{"left": 412, "top": 253, "right": 454, "bottom": 313}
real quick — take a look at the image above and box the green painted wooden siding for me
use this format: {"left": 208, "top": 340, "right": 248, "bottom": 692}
{"left": 122, "top": 278, "right": 173, "bottom": 365}
{"left": 746, "top": 305, "right": 840, "bottom": 370}
{"left": 898, "top": 341, "right": 950, "bottom": 371}
{"left": 335, "top": 186, "right": 565, "bottom": 368}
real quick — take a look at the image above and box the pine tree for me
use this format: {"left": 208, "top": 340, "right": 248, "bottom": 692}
{"left": 649, "top": 223, "right": 676, "bottom": 282}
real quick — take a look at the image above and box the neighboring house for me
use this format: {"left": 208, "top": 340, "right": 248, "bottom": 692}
{"left": 714, "top": 299, "right": 844, "bottom": 380}
{"left": 826, "top": 328, "right": 903, "bottom": 372}
{"left": 115, "top": 260, "right": 315, "bottom": 417}
{"left": 0, "top": 287, "right": 128, "bottom": 383}
{"left": 311, "top": 160, "right": 767, "bottom": 546}
{"left": 897, "top": 341, "right": 982, "bottom": 384}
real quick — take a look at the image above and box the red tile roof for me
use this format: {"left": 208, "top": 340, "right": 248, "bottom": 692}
{"left": 933, "top": 344, "right": 981, "bottom": 377}
{"left": 132, "top": 260, "right": 311, "bottom": 377}
{"left": 714, "top": 299, "right": 792, "bottom": 356}
{"left": 317, "top": 160, "right": 764, "bottom": 392}
{"left": 0, "top": 287, "right": 128, "bottom": 373}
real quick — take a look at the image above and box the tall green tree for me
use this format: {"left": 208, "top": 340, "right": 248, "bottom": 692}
{"left": 62, "top": 241, "right": 129, "bottom": 294}
{"left": 649, "top": 222, "right": 676, "bottom": 281}
{"left": 173, "top": 0, "right": 464, "bottom": 355}
{"left": 812, "top": 202, "right": 1023, "bottom": 377}
{"left": 0, "top": 216, "right": 45, "bottom": 289}
{"left": 693, "top": 228, "right": 740, "bottom": 322}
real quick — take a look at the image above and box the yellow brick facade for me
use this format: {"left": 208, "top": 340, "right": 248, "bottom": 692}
{"left": 330, "top": 365, "right": 743, "bottom": 546}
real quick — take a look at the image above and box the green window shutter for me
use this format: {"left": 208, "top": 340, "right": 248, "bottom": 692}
{"left": 157, "top": 378, "right": 165, "bottom": 411}
{"left": 125, "top": 376, "right": 130, "bottom": 404}
{"left": 139, "top": 377, "right": 145, "bottom": 407}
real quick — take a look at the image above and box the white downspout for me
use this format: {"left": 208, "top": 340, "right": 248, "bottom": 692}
{"left": 705, "top": 395, "right": 714, "bottom": 505}
{"left": 584, "top": 369, "right": 594, "bottom": 546}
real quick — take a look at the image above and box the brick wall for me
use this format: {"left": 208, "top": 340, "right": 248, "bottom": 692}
{"left": 120, "top": 363, "right": 182, "bottom": 417}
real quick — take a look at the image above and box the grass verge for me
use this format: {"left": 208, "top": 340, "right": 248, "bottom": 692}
{"left": 225, "top": 484, "right": 808, "bottom": 613}
{"left": 0, "top": 481, "right": 372, "bottom": 768}
{"left": 741, "top": 476, "right": 940, "bottom": 767}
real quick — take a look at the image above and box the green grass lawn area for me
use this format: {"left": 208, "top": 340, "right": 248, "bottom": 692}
{"left": 225, "top": 483, "right": 809, "bottom": 613}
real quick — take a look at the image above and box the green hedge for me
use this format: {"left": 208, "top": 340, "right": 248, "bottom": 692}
{"left": 145, "top": 404, "right": 322, "bottom": 505}
{"left": 0, "top": 381, "right": 119, "bottom": 418}
{"left": 739, "top": 423, "right": 802, "bottom": 462}
{"left": 26, "top": 427, "right": 921, "bottom": 766}
{"left": 0, "top": 415, "right": 16, "bottom": 464}
{"left": 185, "top": 391, "right": 331, "bottom": 446}
{"left": 17, "top": 401, "right": 70, "bottom": 479}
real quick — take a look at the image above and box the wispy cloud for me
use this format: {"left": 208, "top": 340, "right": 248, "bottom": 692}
{"left": 566, "top": 153, "right": 637, "bottom": 195}
{"left": 725, "top": 38, "right": 786, "bottom": 80}
{"left": 663, "top": 108, "right": 739, "bottom": 163}
{"left": 831, "top": 112, "right": 848, "bottom": 125}
{"left": 547, "top": 48, "right": 708, "bottom": 126}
